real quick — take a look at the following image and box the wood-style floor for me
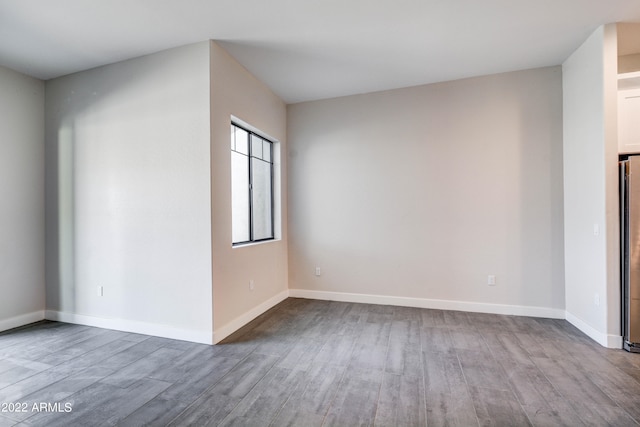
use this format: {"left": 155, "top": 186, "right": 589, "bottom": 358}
{"left": 1, "top": 298, "right": 639, "bottom": 427}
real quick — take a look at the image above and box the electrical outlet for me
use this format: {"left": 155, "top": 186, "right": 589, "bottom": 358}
{"left": 249, "top": 280, "right": 255, "bottom": 291}
{"left": 487, "top": 275, "right": 496, "bottom": 286}
{"left": 97, "top": 286, "right": 104, "bottom": 297}
{"left": 315, "top": 267, "right": 321, "bottom": 276}
{"left": 594, "top": 293, "right": 600, "bottom": 306}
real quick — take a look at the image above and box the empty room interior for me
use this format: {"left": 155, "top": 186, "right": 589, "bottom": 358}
{"left": 2, "top": 1, "right": 640, "bottom": 426}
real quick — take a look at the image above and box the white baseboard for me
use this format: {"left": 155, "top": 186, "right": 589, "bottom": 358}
{"left": 288, "top": 289, "right": 566, "bottom": 319}
{"left": 607, "top": 334, "right": 624, "bottom": 349}
{"left": 39, "top": 293, "right": 623, "bottom": 350}
{"left": 565, "top": 311, "right": 622, "bottom": 349}
{"left": 213, "top": 289, "right": 289, "bottom": 344}
{"left": 0, "top": 311, "right": 45, "bottom": 333}
{"left": 44, "top": 310, "right": 213, "bottom": 345}
{"left": 45, "top": 289, "right": 289, "bottom": 346}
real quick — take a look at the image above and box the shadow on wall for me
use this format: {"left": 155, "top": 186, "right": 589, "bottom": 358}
{"left": 46, "top": 70, "right": 154, "bottom": 316}
{"left": 51, "top": 123, "right": 76, "bottom": 314}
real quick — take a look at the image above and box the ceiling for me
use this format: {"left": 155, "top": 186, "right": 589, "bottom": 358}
{"left": 1, "top": 0, "right": 639, "bottom": 104}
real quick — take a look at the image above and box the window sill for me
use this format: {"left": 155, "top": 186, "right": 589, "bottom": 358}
{"left": 232, "top": 238, "right": 281, "bottom": 249}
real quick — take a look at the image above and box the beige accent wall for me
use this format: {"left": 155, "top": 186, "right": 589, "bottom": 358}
{"left": 617, "top": 23, "right": 640, "bottom": 56}
{"left": 618, "top": 54, "right": 640, "bottom": 74}
{"left": 617, "top": 23, "right": 640, "bottom": 73}
{"left": 0, "top": 65, "right": 45, "bottom": 330}
{"left": 209, "top": 42, "right": 288, "bottom": 341}
{"left": 287, "top": 67, "right": 565, "bottom": 314}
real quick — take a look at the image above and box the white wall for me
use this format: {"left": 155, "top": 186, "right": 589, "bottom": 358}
{"left": 209, "top": 42, "right": 288, "bottom": 342}
{"left": 287, "top": 67, "right": 565, "bottom": 317}
{"left": 45, "top": 43, "right": 213, "bottom": 343}
{"left": 0, "top": 65, "right": 45, "bottom": 331}
{"left": 562, "top": 24, "right": 620, "bottom": 347}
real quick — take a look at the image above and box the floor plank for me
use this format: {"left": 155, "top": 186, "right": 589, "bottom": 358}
{"left": 374, "top": 373, "right": 426, "bottom": 427}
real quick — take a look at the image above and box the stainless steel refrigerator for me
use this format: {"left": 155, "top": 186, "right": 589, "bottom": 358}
{"left": 620, "top": 156, "right": 640, "bottom": 352}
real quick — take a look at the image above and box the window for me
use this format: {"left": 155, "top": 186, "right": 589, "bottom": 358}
{"left": 231, "top": 122, "right": 274, "bottom": 245}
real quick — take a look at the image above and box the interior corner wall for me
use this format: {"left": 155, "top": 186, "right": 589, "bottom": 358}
{"left": 287, "top": 67, "right": 565, "bottom": 317}
{"left": 0, "top": 65, "right": 45, "bottom": 331}
{"left": 44, "top": 42, "right": 213, "bottom": 343}
{"left": 562, "top": 24, "right": 620, "bottom": 347}
{"left": 209, "top": 41, "right": 288, "bottom": 342}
